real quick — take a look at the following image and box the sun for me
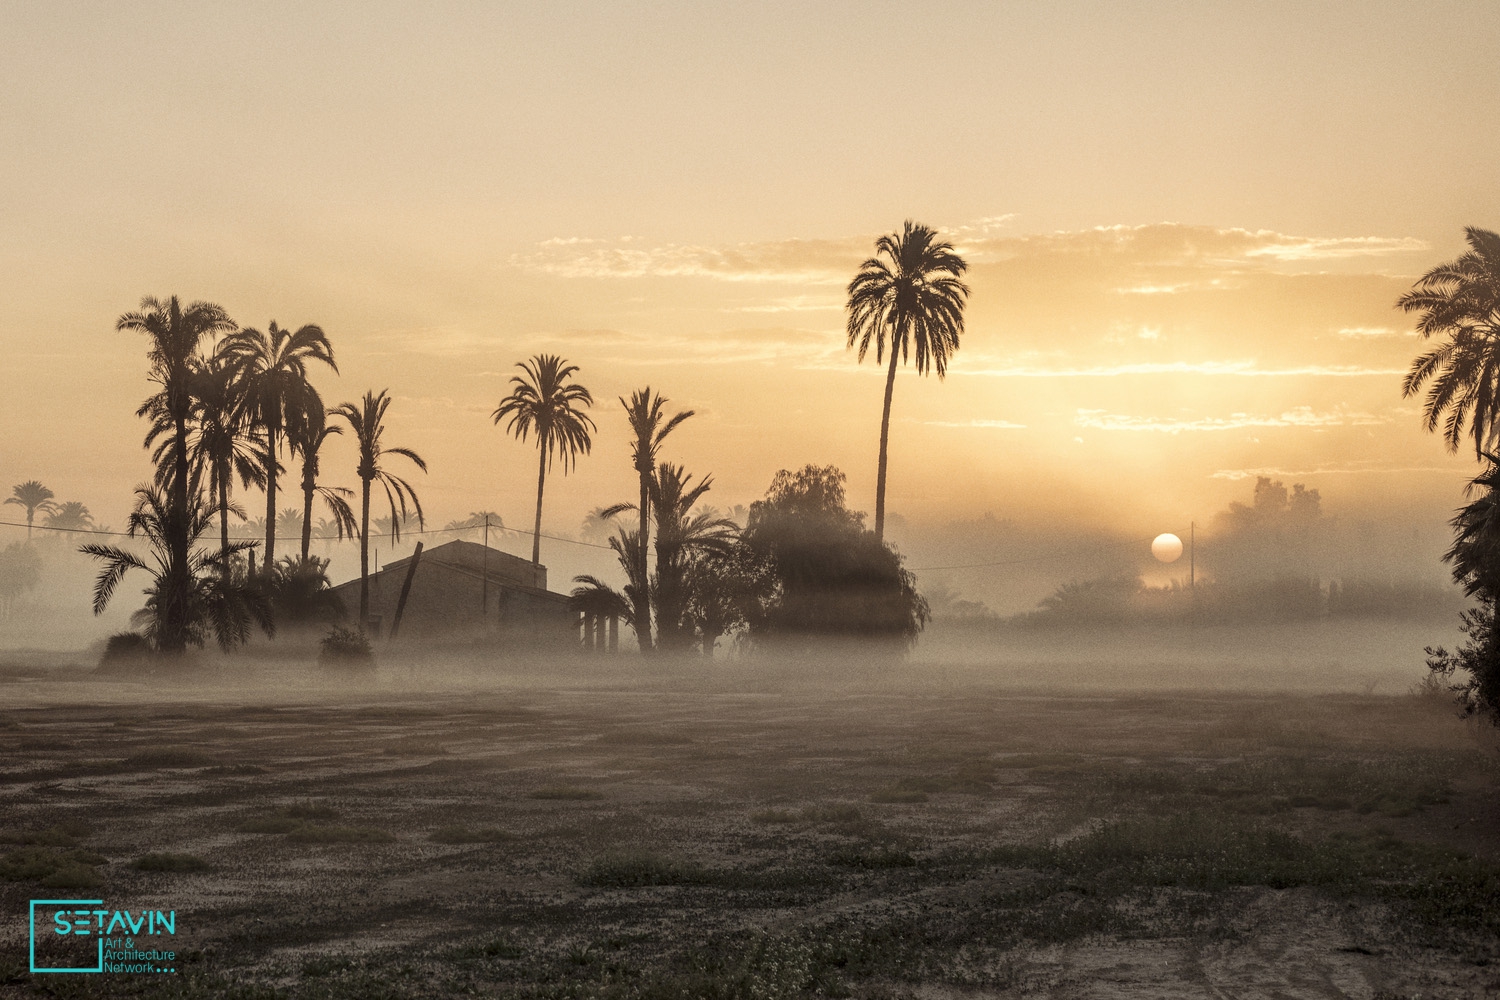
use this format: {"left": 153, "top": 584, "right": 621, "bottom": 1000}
{"left": 1151, "top": 533, "right": 1183, "bottom": 563}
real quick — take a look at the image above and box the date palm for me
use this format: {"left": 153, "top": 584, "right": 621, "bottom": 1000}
{"left": 332, "top": 389, "right": 427, "bottom": 625}
{"left": 117, "top": 295, "right": 237, "bottom": 652}
{"left": 5, "top": 481, "right": 57, "bottom": 538}
{"left": 218, "top": 321, "right": 337, "bottom": 571}
{"left": 492, "top": 355, "right": 595, "bottom": 566}
{"left": 43, "top": 501, "right": 94, "bottom": 533}
{"left": 846, "top": 221, "right": 969, "bottom": 542}
{"left": 286, "top": 407, "right": 358, "bottom": 561}
{"left": 176, "top": 355, "right": 266, "bottom": 564}
{"left": 617, "top": 388, "right": 694, "bottom": 651}
{"left": 1401, "top": 227, "right": 1500, "bottom": 458}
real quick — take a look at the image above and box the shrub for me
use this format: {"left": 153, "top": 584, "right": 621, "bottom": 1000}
{"left": 319, "top": 626, "right": 373, "bottom": 669}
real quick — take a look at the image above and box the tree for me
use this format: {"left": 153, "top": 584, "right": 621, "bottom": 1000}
{"left": 43, "top": 501, "right": 94, "bottom": 532}
{"left": 742, "top": 465, "right": 928, "bottom": 651}
{"left": 1401, "top": 227, "right": 1500, "bottom": 457}
{"left": 5, "top": 481, "right": 57, "bottom": 537}
{"left": 639, "top": 464, "right": 736, "bottom": 652}
{"left": 617, "top": 388, "right": 695, "bottom": 651}
{"left": 492, "top": 355, "right": 595, "bottom": 566}
{"left": 571, "top": 526, "right": 650, "bottom": 652}
{"left": 117, "top": 295, "right": 238, "bottom": 653}
{"left": 1425, "top": 455, "right": 1500, "bottom": 722}
{"left": 846, "top": 221, "right": 969, "bottom": 542}
{"left": 331, "top": 389, "right": 427, "bottom": 626}
{"left": 284, "top": 405, "right": 357, "bottom": 562}
{"left": 80, "top": 483, "right": 272, "bottom": 653}
{"left": 0, "top": 542, "right": 42, "bottom": 618}
{"left": 168, "top": 355, "right": 266, "bottom": 564}
{"left": 218, "top": 321, "right": 337, "bottom": 571}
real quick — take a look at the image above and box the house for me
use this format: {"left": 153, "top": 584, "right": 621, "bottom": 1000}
{"left": 327, "top": 539, "right": 581, "bottom": 648}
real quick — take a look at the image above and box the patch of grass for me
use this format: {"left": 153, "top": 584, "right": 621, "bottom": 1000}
{"left": 122, "top": 747, "right": 211, "bottom": 769}
{"left": 0, "top": 820, "right": 91, "bottom": 848}
{"left": 449, "top": 934, "right": 526, "bottom": 960}
{"left": 531, "top": 785, "right": 604, "bottom": 800}
{"left": 870, "top": 787, "right": 929, "bottom": 804}
{"left": 0, "top": 847, "right": 106, "bottom": 887}
{"left": 133, "top": 852, "right": 211, "bottom": 873}
{"left": 286, "top": 825, "right": 395, "bottom": 844}
{"left": 284, "top": 802, "right": 340, "bottom": 821}
{"left": 236, "top": 816, "right": 302, "bottom": 835}
{"left": 202, "top": 763, "right": 267, "bottom": 775}
{"left": 827, "top": 846, "right": 917, "bottom": 869}
{"left": 577, "top": 849, "right": 709, "bottom": 888}
{"left": 430, "top": 825, "right": 512, "bottom": 844}
{"left": 750, "top": 808, "right": 799, "bottom": 824}
{"left": 801, "top": 804, "right": 863, "bottom": 823}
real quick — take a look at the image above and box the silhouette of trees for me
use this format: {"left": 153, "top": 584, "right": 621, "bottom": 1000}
{"left": 492, "top": 355, "right": 595, "bottom": 566}
{"left": 846, "top": 220, "right": 969, "bottom": 542}
{"left": 332, "top": 389, "right": 427, "bottom": 626}
{"left": 443, "top": 512, "right": 504, "bottom": 543}
{"left": 43, "top": 502, "right": 94, "bottom": 532}
{"left": 285, "top": 405, "right": 357, "bottom": 561}
{"left": 5, "top": 481, "right": 57, "bottom": 538}
{"left": 1426, "top": 455, "right": 1500, "bottom": 722}
{"left": 80, "top": 483, "right": 272, "bottom": 653}
{"left": 218, "top": 321, "right": 337, "bottom": 571}
{"left": 267, "top": 554, "right": 344, "bottom": 627}
{"left": 742, "top": 464, "right": 928, "bottom": 649}
{"left": 0, "top": 542, "right": 42, "bottom": 618}
{"left": 1401, "top": 227, "right": 1500, "bottom": 457}
{"left": 117, "top": 295, "right": 237, "bottom": 653}
{"left": 617, "top": 388, "right": 694, "bottom": 651}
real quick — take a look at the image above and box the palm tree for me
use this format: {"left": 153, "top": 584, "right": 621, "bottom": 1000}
{"left": 173, "top": 355, "right": 266, "bottom": 564}
{"left": 617, "top": 388, "right": 695, "bottom": 650}
{"left": 286, "top": 407, "right": 358, "bottom": 561}
{"left": 332, "top": 389, "right": 428, "bottom": 625}
{"left": 572, "top": 526, "right": 650, "bottom": 652}
{"left": 492, "top": 355, "right": 595, "bottom": 566}
{"left": 1401, "top": 227, "right": 1500, "bottom": 458}
{"left": 43, "top": 501, "right": 94, "bottom": 533}
{"left": 846, "top": 221, "right": 969, "bottom": 542}
{"left": 81, "top": 482, "right": 272, "bottom": 652}
{"left": 5, "top": 481, "right": 57, "bottom": 537}
{"left": 218, "top": 321, "right": 337, "bottom": 571}
{"left": 117, "top": 295, "right": 237, "bottom": 653}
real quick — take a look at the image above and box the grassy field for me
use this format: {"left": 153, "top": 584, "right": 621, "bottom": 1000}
{"left": 1, "top": 662, "right": 1498, "bottom": 998}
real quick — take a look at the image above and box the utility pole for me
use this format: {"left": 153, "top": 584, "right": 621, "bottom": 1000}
{"left": 1189, "top": 521, "right": 1195, "bottom": 590}
{"left": 481, "top": 514, "right": 489, "bottom": 621}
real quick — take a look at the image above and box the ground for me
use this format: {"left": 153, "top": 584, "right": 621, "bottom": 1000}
{"left": 0, "top": 656, "right": 1498, "bottom": 999}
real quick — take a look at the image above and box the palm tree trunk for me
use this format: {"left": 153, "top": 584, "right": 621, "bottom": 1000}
{"left": 531, "top": 444, "right": 546, "bottom": 566}
{"left": 874, "top": 344, "right": 900, "bottom": 543}
{"left": 218, "top": 474, "right": 230, "bottom": 572}
{"left": 263, "top": 427, "right": 278, "bottom": 573}
{"left": 637, "top": 462, "right": 652, "bottom": 653}
{"left": 300, "top": 459, "right": 315, "bottom": 562}
{"left": 359, "top": 477, "right": 371, "bottom": 626}
{"left": 165, "top": 410, "right": 191, "bottom": 654}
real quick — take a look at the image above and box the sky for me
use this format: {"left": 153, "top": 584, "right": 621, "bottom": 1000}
{"left": 2, "top": 1, "right": 1497, "bottom": 583}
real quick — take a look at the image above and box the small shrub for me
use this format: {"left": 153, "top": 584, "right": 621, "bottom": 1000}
{"left": 870, "top": 788, "right": 929, "bottom": 804}
{"left": 133, "top": 852, "right": 210, "bottom": 873}
{"left": 577, "top": 849, "right": 708, "bottom": 888}
{"left": 319, "top": 626, "right": 374, "bottom": 669}
{"left": 430, "top": 825, "right": 511, "bottom": 844}
{"left": 98, "top": 631, "right": 152, "bottom": 671}
{"left": 287, "top": 825, "right": 395, "bottom": 844}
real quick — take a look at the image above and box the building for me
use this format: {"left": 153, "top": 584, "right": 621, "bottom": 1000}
{"left": 327, "top": 539, "right": 580, "bottom": 648}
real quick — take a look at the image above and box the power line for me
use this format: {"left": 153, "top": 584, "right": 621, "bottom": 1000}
{"left": 908, "top": 532, "right": 1186, "bottom": 572}
{"left": 0, "top": 519, "right": 132, "bottom": 537}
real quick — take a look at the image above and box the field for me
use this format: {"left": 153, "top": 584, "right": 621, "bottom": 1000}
{"left": 1, "top": 657, "right": 1498, "bottom": 999}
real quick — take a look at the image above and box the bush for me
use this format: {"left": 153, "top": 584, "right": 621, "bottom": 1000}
{"left": 319, "top": 625, "right": 373, "bottom": 669}
{"left": 98, "top": 631, "right": 153, "bottom": 672}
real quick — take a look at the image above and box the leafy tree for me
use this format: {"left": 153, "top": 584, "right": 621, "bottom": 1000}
{"left": 80, "top": 483, "right": 272, "bottom": 653}
{"left": 117, "top": 295, "right": 237, "bottom": 653}
{"left": 268, "top": 555, "right": 344, "bottom": 626}
{"left": 743, "top": 465, "right": 928, "bottom": 651}
{"left": 846, "top": 220, "right": 969, "bottom": 542}
{"left": 617, "top": 388, "right": 694, "bottom": 650}
{"left": 1401, "top": 227, "right": 1500, "bottom": 457}
{"left": 1425, "top": 455, "right": 1500, "bottom": 721}
{"left": 5, "top": 481, "right": 57, "bottom": 538}
{"left": 331, "top": 389, "right": 427, "bottom": 625}
{"left": 684, "top": 544, "right": 779, "bottom": 658}
{"left": 492, "top": 355, "right": 595, "bottom": 566}
{"left": 218, "top": 321, "right": 337, "bottom": 571}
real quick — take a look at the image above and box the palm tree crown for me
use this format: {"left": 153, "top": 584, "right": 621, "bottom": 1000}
{"left": 492, "top": 354, "right": 595, "bottom": 565}
{"left": 1401, "top": 227, "right": 1500, "bottom": 457}
{"left": 218, "top": 321, "right": 337, "bottom": 570}
{"left": 616, "top": 388, "right": 694, "bottom": 651}
{"left": 5, "top": 481, "right": 57, "bottom": 537}
{"left": 846, "top": 220, "right": 969, "bottom": 541}
{"left": 332, "top": 389, "right": 427, "bottom": 624}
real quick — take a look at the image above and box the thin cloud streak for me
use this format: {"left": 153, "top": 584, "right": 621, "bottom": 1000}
{"left": 954, "top": 361, "right": 1407, "bottom": 378}
{"left": 1076, "top": 406, "right": 1390, "bottom": 434}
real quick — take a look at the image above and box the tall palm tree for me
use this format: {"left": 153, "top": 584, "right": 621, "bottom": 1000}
{"left": 846, "top": 221, "right": 969, "bottom": 542}
{"left": 286, "top": 407, "right": 358, "bottom": 561}
{"left": 43, "top": 501, "right": 93, "bottom": 532}
{"left": 617, "top": 388, "right": 695, "bottom": 651}
{"left": 493, "top": 355, "right": 595, "bottom": 566}
{"left": 179, "top": 355, "right": 266, "bottom": 564}
{"left": 218, "top": 321, "right": 337, "bottom": 571}
{"left": 5, "top": 481, "right": 57, "bottom": 538}
{"left": 332, "top": 389, "right": 427, "bottom": 625}
{"left": 117, "top": 295, "right": 237, "bottom": 653}
{"left": 1401, "top": 227, "right": 1500, "bottom": 458}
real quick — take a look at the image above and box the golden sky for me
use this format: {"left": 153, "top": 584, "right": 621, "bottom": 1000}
{"left": 2, "top": 3, "right": 1497, "bottom": 566}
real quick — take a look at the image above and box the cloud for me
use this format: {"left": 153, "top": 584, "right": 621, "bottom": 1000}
{"left": 1075, "top": 405, "right": 1390, "bottom": 434}
{"left": 953, "top": 360, "right": 1406, "bottom": 378}
{"left": 508, "top": 235, "right": 864, "bottom": 284}
{"left": 920, "top": 418, "right": 1028, "bottom": 429}
{"left": 1209, "top": 462, "right": 1463, "bottom": 480}
{"left": 1335, "top": 326, "right": 1408, "bottom": 338}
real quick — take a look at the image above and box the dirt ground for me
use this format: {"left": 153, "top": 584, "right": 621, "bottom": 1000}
{"left": 1, "top": 657, "right": 1498, "bottom": 999}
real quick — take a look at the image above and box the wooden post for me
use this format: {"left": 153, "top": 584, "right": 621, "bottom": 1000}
{"left": 388, "top": 541, "right": 424, "bottom": 644}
